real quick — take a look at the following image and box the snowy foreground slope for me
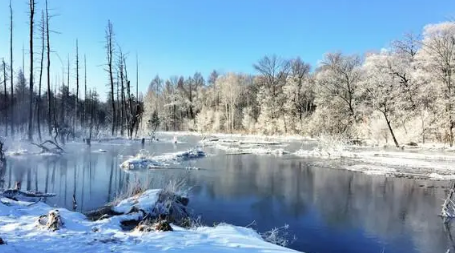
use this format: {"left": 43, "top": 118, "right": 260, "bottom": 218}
{"left": 0, "top": 190, "right": 298, "bottom": 253}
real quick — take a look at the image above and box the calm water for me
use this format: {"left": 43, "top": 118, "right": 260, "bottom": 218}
{"left": 1, "top": 134, "right": 453, "bottom": 253}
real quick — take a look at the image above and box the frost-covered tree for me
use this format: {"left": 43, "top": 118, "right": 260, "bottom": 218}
{"left": 415, "top": 22, "right": 455, "bottom": 146}
{"left": 314, "top": 53, "right": 362, "bottom": 136}
{"left": 361, "top": 51, "right": 406, "bottom": 147}
{"left": 217, "top": 73, "right": 244, "bottom": 132}
{"left": 254, "top": 56, "right": 290, "bottom": 134}
{"left": 282, "top": 58, "right": 314, "bottom": 133}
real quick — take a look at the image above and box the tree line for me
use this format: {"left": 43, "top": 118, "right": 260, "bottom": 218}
{"left": 1, "top": 1, "right": 454, "bottom": 147}
{"left": 141, "top": 21, "right": 455, "bottom": 147}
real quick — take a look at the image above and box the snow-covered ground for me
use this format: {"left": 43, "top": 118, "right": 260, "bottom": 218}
{"left": 0, "top": 190, "right": 298, "bottom": 253}
{"left": 158, "top": 131, "right": 313, "bottom": 142}
{"left": 199, "top": 137, "right": 291, "bottom": 156}
{"left": 294, "top": 146, "right": 455, "bottom": 180}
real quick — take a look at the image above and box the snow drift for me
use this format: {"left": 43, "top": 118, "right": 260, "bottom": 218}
{"left": 0, "top": 190, "right": 299, "bottom": 253}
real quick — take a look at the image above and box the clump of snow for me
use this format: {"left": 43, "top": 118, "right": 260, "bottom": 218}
{"left": 113, "top": 189, "right": 161, "bottom": 213}
{"left": 120, "top": 149, "right": 206, "bottom": 170}
{"left": 0, "top": 191, "right": 297, "bottom": 253}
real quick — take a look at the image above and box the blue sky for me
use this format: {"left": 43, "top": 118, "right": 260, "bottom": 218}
{"left": 0, "top": 0, "right": 453, "bottom": 100}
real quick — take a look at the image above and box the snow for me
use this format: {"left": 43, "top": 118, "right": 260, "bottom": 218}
{"left": 344, "top": 164, "right": 398, "bottom": 175}
{"left": 0, "top": 191, "right": 298, "bottom": 253}
{"left": 295, "top": 145, "right": 455, "bottom": 180}
{"left": 293, "top": 147, "right": 349, "bottom": 159}
{"left": 120, "top": 149, "right": 206, "bottom": 170}
{"left": 158, "top": 131, "right": 313, "bottom": 142}
{"left": 200, "top": 137, "right": 290, "bottom": 156}
{"left": 112, "top": 189, "right": 161, "bottom": 213}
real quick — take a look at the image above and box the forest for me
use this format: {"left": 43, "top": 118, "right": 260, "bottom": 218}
{"left": 1, "top": 0, "right": 455, "bottom": 148}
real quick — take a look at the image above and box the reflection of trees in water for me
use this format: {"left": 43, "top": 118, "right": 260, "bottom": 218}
{"left": 0, "top": 159, "right": 5, "bottom": 189}
{"left": 107, "top": 156, "right": 115, "bottom": 203}
{"left": 10, "top": 159, "right": 28, "bottom": 187}
{"left": 192, "top": 155, "right": 451, "bottom": 253}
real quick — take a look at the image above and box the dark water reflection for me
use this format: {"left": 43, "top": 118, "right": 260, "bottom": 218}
{"left": 1, "top": 136, "right": 452, "bottom": 253}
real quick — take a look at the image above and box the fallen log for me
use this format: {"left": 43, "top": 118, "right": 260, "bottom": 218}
{"left": 1, "top": 189, "right": 56, "bottom": 202}
{"left": 31, "top": 140, "right": 65, "bottom": 154}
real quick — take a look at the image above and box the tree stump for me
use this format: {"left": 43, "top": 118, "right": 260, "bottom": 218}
{"left": 38, "top": 210, "right": 64, "bottom": 231}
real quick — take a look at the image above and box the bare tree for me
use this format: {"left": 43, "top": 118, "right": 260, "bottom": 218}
{"left": 392, "top": 33, "right": 421, "bottom": 58}
{"left": 118, "top": 48, "right": 125, "bottom": 136}
{"left": 67, "top": 55, "right": 70, "bottom": 129}
{"left": 2, "top": 59, "right": 7, "bottom": 136}
{"left": 84, "top": 55, "right": 87, "bottom": 129}
{"left": 9, "top": 0, "right": 14, "bottom": 137}
{"left": 75, "top": 39, "right": 79, "bottom": 131}
{"left": 105, "top": 20, "right": 116, "bottom": 135}
{"left": 136, "top": 53, "right": 139, "bottom": 102}
{"left": 45, "top": 0, "right": 52, "bottom": 135}
{"left": 28, "top": 0, "right": 36, "bottom": 141}
{"left": 36, "top": 11, "right": 45, "bottom": 141}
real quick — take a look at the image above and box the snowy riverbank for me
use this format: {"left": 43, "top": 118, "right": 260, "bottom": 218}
{"left": 293, "top": 146, "right": 455, "bottom": 180}
{"left": 0, "top": 189, "right": 299, "bottom": 253}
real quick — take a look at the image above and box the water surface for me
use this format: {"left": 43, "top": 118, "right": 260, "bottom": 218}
{"left": 1, "top": 135, "right": 452, "bottom": 253}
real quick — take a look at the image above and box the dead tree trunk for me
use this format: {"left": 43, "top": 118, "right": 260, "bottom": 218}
{"left": 125, "top": 58, "right": 133, "bottom": 138}
{"left": 36, "top": 11, "right": 45, "bottom": 142}
{"left": 2, "top": 60, "right": 7, "bottom": 136}
{"left": 28, "top": 0, "right": 36, "bottom": 141}
{"left": 116, "top": 72, "right": 120, "bottom": 134}
{"left": 118, "top": 50, "right": 125, "bottom": 136}
{"left": 136, "top": 54, "right": 139, "bottom": 103}
{"left": 67, "top": 55, "right": 71, "bottom": 132}
{"left": 45, "top": 0, "right": 52, "bottom": 135}
{"left": 9, "top": 0, "right": 14, "bottom": 137}
{"left": 75, "top": 39, "right": 79, "bottom": 133}
{"left": 84, "top": 55, "right": 87, "bottom": 130}
{"left": 106, "top": 20, "right": 116, "bottom": 136}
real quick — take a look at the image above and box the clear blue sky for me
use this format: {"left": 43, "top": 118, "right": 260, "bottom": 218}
{"left": 0, "top": 0, "right": 453, "bottom": 100}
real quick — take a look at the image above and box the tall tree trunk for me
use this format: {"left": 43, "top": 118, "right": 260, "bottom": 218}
{"left": 123, "top": 58, "right": 132, "bottom": 138}
{"left": 36, "top": 11, "right": 45, "bottom": 142}
{"left": 116, "top": 73, "right": 121, "bottom": 135}
{"left": 28, "top": 0, "right": 36, "bottom": 141}
{"left": 45, "top": 0, "right": 52, "bottom": 134}
{"left": 135, "top": 54, "right": 139, "bottom": 137}
{"left": 119, "top": 55, "right": 125, "bottom": 137}
{"left": 84, "top": 55, "right": 87, "bottom": 130}
{"left": 60, "top": 80, "right": 63, "bottom": 127}
{"left": 75, "top": 39, "right": 79, "bottom": 133}
{"left": 126, "top": 79, "right": 132, "bottom": 138}
{"left": 89, "top": 90, "right": 94, "bottom": 139}
{"left": 9, "top": 0, "right": 14, "bottom": 137}
{"left": 2, "top": 60, "right": 7, "bottom": 136}
{"left": 106, "top": 20, "right": 116, "bottom": 136}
